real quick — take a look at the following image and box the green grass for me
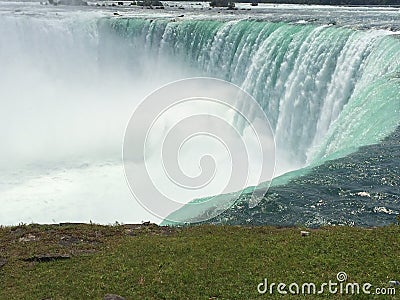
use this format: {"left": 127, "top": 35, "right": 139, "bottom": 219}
{"left": 0, "top": 224, "right": 399, "bottom": 299}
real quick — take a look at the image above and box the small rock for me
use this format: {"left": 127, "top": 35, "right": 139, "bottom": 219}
{"left": 124, "top": 228, "right": 136, "bottom": 236}
{"left": 357, "top": 191, "right": 370, "bottom": 197}
{"left": 59, "top": 235, "right": 81, "bottom": 247}
{"left": 19, "top": 234, "right": 37, "bottom": 242}
{"left": 0, "top": 257, "right": 7, "bottom": 268}
{"left": 301, "top": 231, "right": 310, "bottom": 236}
{"left": 104, "top": 294, "right": 126, "bottom": 300}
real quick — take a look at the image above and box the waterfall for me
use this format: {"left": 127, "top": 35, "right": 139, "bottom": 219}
{"left": 101, "top": 18, "right": 400, "bottom": 174}
{"left": 0, "top": 13, "right": 398, "bottom": 225}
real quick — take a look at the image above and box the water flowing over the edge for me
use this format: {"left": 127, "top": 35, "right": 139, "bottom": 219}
{"left": 97, "top": 18, "right": 400, "bottom": 223}
{"left": 0, "top": 14, "right": 399, "bottom": 225}
{"left": 101, "top": 18, "right": 400, "bottom": 171}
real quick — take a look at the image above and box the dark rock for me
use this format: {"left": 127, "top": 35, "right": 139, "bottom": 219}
{"left": 23, "top": 254, "right": 71, "bottom": 263}
{"left": 136, "top": 0, "right": 163, "bottom": 7}
{"left": 118, "top": 1, "right": 123, "bottom": 5}
{"left": 0, "top": 258, "right": 7, "bottom": 269}
{"left": 104, "top": 295, "right": 126, "bottom": 300}
{"left": 210, "top": 0, "right": 235, "bottom": 8}
{"left": 58, "top": 235, "right": 81, "bottom": 247}
{"left": 59, "top": 222, "right": 86, "bottom": 226}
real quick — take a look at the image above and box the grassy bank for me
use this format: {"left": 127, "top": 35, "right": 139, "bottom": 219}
{"left": 0, "top": 223, "right": 398, "bottom": 299}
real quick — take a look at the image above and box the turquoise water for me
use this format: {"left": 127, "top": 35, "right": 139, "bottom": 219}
{"left": 98, "top": 18, "right": 399, "bottom": 226}
{"left": 0, "top": 5, "right": 398, "bottom": 225}
{"left": 102, "top": 18, "right": 400, "bottom": 168}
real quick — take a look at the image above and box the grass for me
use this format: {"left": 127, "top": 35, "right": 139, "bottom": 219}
{"left": 0, "top": 223, "right": 399, "bottom": 299}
